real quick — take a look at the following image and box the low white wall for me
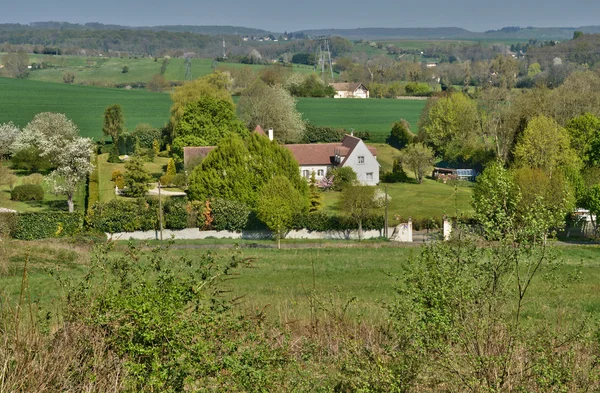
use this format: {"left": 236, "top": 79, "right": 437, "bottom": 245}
{"left": 106, "top": 228, "right": 385, "bottom": 241}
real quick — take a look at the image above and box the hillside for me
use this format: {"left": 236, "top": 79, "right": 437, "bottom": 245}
{"left": 527, "top": 33, "right": 600, "bottom": 65}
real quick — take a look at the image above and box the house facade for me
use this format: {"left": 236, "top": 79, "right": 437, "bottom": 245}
{"left": 328, "top": 82, "right": 370, "bottom": 99}
{"left": 183, "top": 127, "right": 380, "bottom": 186}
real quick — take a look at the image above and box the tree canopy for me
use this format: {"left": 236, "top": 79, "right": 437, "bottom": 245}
{"left": 237, "top": 81, "right": 305, "bottom": 143}
{"left": 169, "top": 71, "right": 232, "bottom": 131}
{"left": 187, "top": 133, "right": 307, "bottom": 207}
{"left": 173, "top": 96, "right": 248, "bottom": 146}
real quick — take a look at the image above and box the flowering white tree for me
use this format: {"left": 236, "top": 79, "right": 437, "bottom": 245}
{"left": 44, "top": 137, "right": 94, "bottom": 212}
{"left": 0, "top": 122, "right": 20, "bottom": 158}
{"left": 11, "top": 112, "right": 93, "bottom": 212}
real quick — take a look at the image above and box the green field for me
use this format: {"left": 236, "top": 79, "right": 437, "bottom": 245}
{"left": 296, "top": 97, "right": 426, "bottom": 141}
{"left": 1, "top": 78, "right": 426, "bottom": 141}
{"left": 1, "top": 241, "right": 599, "bottom": 325}
{"left": 0, "top": 77, "right": 171, "bottom": 138}
{"left": 19, "top": 54, "right": 314, "bottom": 85}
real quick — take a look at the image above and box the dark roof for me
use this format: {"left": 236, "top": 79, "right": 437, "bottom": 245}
{"left": 183, "top": 146, "right": 215, "bottom": 167}
{"left": 285, "top": 143, "right": 340, "bottom": 166}
{"left": 328, "top": 82, "right": 367, "bottom": 92}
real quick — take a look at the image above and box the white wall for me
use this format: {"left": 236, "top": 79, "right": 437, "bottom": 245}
{"left": 107, "top": 228, "right": 385, "bottom": 241}
{"left": 299, "top": 165, "right": 331, "bottom": 180}
{"left": 343, "top": 140, "right": 380, "bottom": 185}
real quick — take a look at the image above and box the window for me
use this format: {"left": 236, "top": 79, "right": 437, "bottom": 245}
{"left": 366, "top": 172, "right": 373, "bottom": 181}
{"left": 302, "top": 170, "right": 310, "bottom": 178}
{"left": 317, "top": 169, "right": 324, "bottom": 177}
{"left": 358, "top": 156, "right": 365, "bottom": 164}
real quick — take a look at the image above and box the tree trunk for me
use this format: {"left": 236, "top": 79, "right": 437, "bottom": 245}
{"left": 358, "top": 220, "right": 363, "bottom": 242}
{"left": 277, "top": 235, "right": 281, "bottom": 249}
{"left": 67, "top": 194, "right": 74, "bottom": 213}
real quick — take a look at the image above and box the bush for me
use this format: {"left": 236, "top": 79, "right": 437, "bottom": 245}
{"left": 404, "top": 82, "right": 432, "bottom": 96}
{"left": 387, "top": 120, "right": 413, "bottom": 149}
{"left": 12, "top": 212, "right": 83, "bottom": 240}
{"left": 164, "top": 197, "right": 189, "bottom": 230}
{"left": 171, "top": 173, "right": 187, "bottom": 189}
{"left": 21, "top": 173, "right": 45, "bottom": 185}
{"left": 211, "top": 199, "right": 250, "bottom": 232}
{"left": 11, "top": 184, "right": 44, "bottom": 201}
{"left": 131, "top": 124, "right": 162, "bottom": 149}
{"left": 330, "top": 167, "right": 357, "bottom": 191}
{"left": 87, "top": 198, "right": 158, "bottom": 233}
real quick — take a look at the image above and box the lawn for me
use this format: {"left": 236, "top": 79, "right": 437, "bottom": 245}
{"left": 96, "top": 153, "right": 171, "bottom": 203}
{"left": 0, "top": 168, "right": 86, "bottom": 213}
{"left": 0, "top": 77, "right": 171, "bottom": 139}
{"left": 1, "top": 240, "right": 599, "bottom": 326}
{"left": 321, "top": 179, "right": 474, "bottom": 223}
{"left": 296, "top": 97, "right": 426, "bottom": 142}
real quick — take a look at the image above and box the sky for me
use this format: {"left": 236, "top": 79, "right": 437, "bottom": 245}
{"left": 2, "top": 0, "right": 600, "bottom": 33}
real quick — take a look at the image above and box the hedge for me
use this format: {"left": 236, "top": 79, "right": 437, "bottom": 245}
{"left": 211, "top": 199, "right": 250, "bottom": 232}
{"left": 11, "top": 184, "right": 44, "bottom": 201}
{"left": 291, "top": 211, "right": 385, "bottom": 231}
{"left": 87, "top": 198, "right": 159, "bottom": 233}
{"left": 11, "top": 212, "right": 83, "bottom": 240}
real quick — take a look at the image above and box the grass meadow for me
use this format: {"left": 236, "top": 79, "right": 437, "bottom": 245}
{"left": 0, "top": 78, "right": 426, "bottom": 141}
{"left": 0, "top": 77, "right": 171, "bottom": 139}
{"left": 1, "top": 240, "right": 599, "bottom": 326}
{"left": 296, "top": 97, "right": 426, "bottom": 141}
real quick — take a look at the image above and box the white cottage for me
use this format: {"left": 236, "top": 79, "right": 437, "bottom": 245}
{"left": 183, "top": 127, "right": 380, "bottom": 186}
{"left": 328, "top": 82, "right": 370, "bottom": 99}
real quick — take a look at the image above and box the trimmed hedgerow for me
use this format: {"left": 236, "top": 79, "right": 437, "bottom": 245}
{"left": 12, "top": 212, "right": 83, "bottom": 240}
{"left": 87, "top": 198, "right": 159, "bottom": 233}
{"left": 291, "top": 211, "right": 384, "bottom": 231}
{"left": 211, "top": 199, "right": 250, "bottom": 232}
{"left": 164, "top": 197, "right": 190, "bottom": 230}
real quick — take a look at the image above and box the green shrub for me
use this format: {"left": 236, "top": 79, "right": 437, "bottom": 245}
{"left": 87, "top": 198, "right": 158, "bottom": 233}
{"left": 291, "top": 211, "right": 385, "bottom": 231}
{"left": 12, "top": 212, "right": 83, "bottom": 240}
{"left": 330, "top": 167, "right": 357, "bottom": 191}
{"left": 11, "top": 184, "right": 44, "bottom": 201}
{"left": 171, "top": 173, "right": 187, "bottom": 189}
{"left": 404, "top": 82, "right": 432, "bottom": 96}
{"left": 131, "top": 123, "right": 162, "bottom": 149}
{"left": 164, "top": 197, "right": 189, "bottom": 230}
{"left": 211, "top": 199, "right": 250, "bottom": 232}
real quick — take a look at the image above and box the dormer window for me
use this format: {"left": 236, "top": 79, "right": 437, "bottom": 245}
{"left": 358, "top": 156, "right": 365, "bottom": 164}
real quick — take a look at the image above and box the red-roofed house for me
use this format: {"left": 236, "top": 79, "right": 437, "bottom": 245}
{"left": 183, "top": 126, "right": 380, "bottom": 186}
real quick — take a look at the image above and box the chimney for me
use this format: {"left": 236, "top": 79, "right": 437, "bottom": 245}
{"left": 268, "top": 128, "right": 274, "bottom": 141}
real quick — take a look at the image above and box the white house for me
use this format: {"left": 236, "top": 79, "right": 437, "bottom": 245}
{"left": 285, "top": 134, "right": 379, "bottom": 185}
{"left": 328, "top": 82, "right": 370, "bottom": 99}
{"left": 183, "top": 126, "right": 380, "bottom": 186}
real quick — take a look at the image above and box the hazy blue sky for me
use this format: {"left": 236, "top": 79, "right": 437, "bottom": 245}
{"left": 2, "top": 0, "right": 600, "bottom": 32}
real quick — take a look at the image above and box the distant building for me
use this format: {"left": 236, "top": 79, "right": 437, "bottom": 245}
{"left": 328, "top": 82, "right": 370, "bottom": 99}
